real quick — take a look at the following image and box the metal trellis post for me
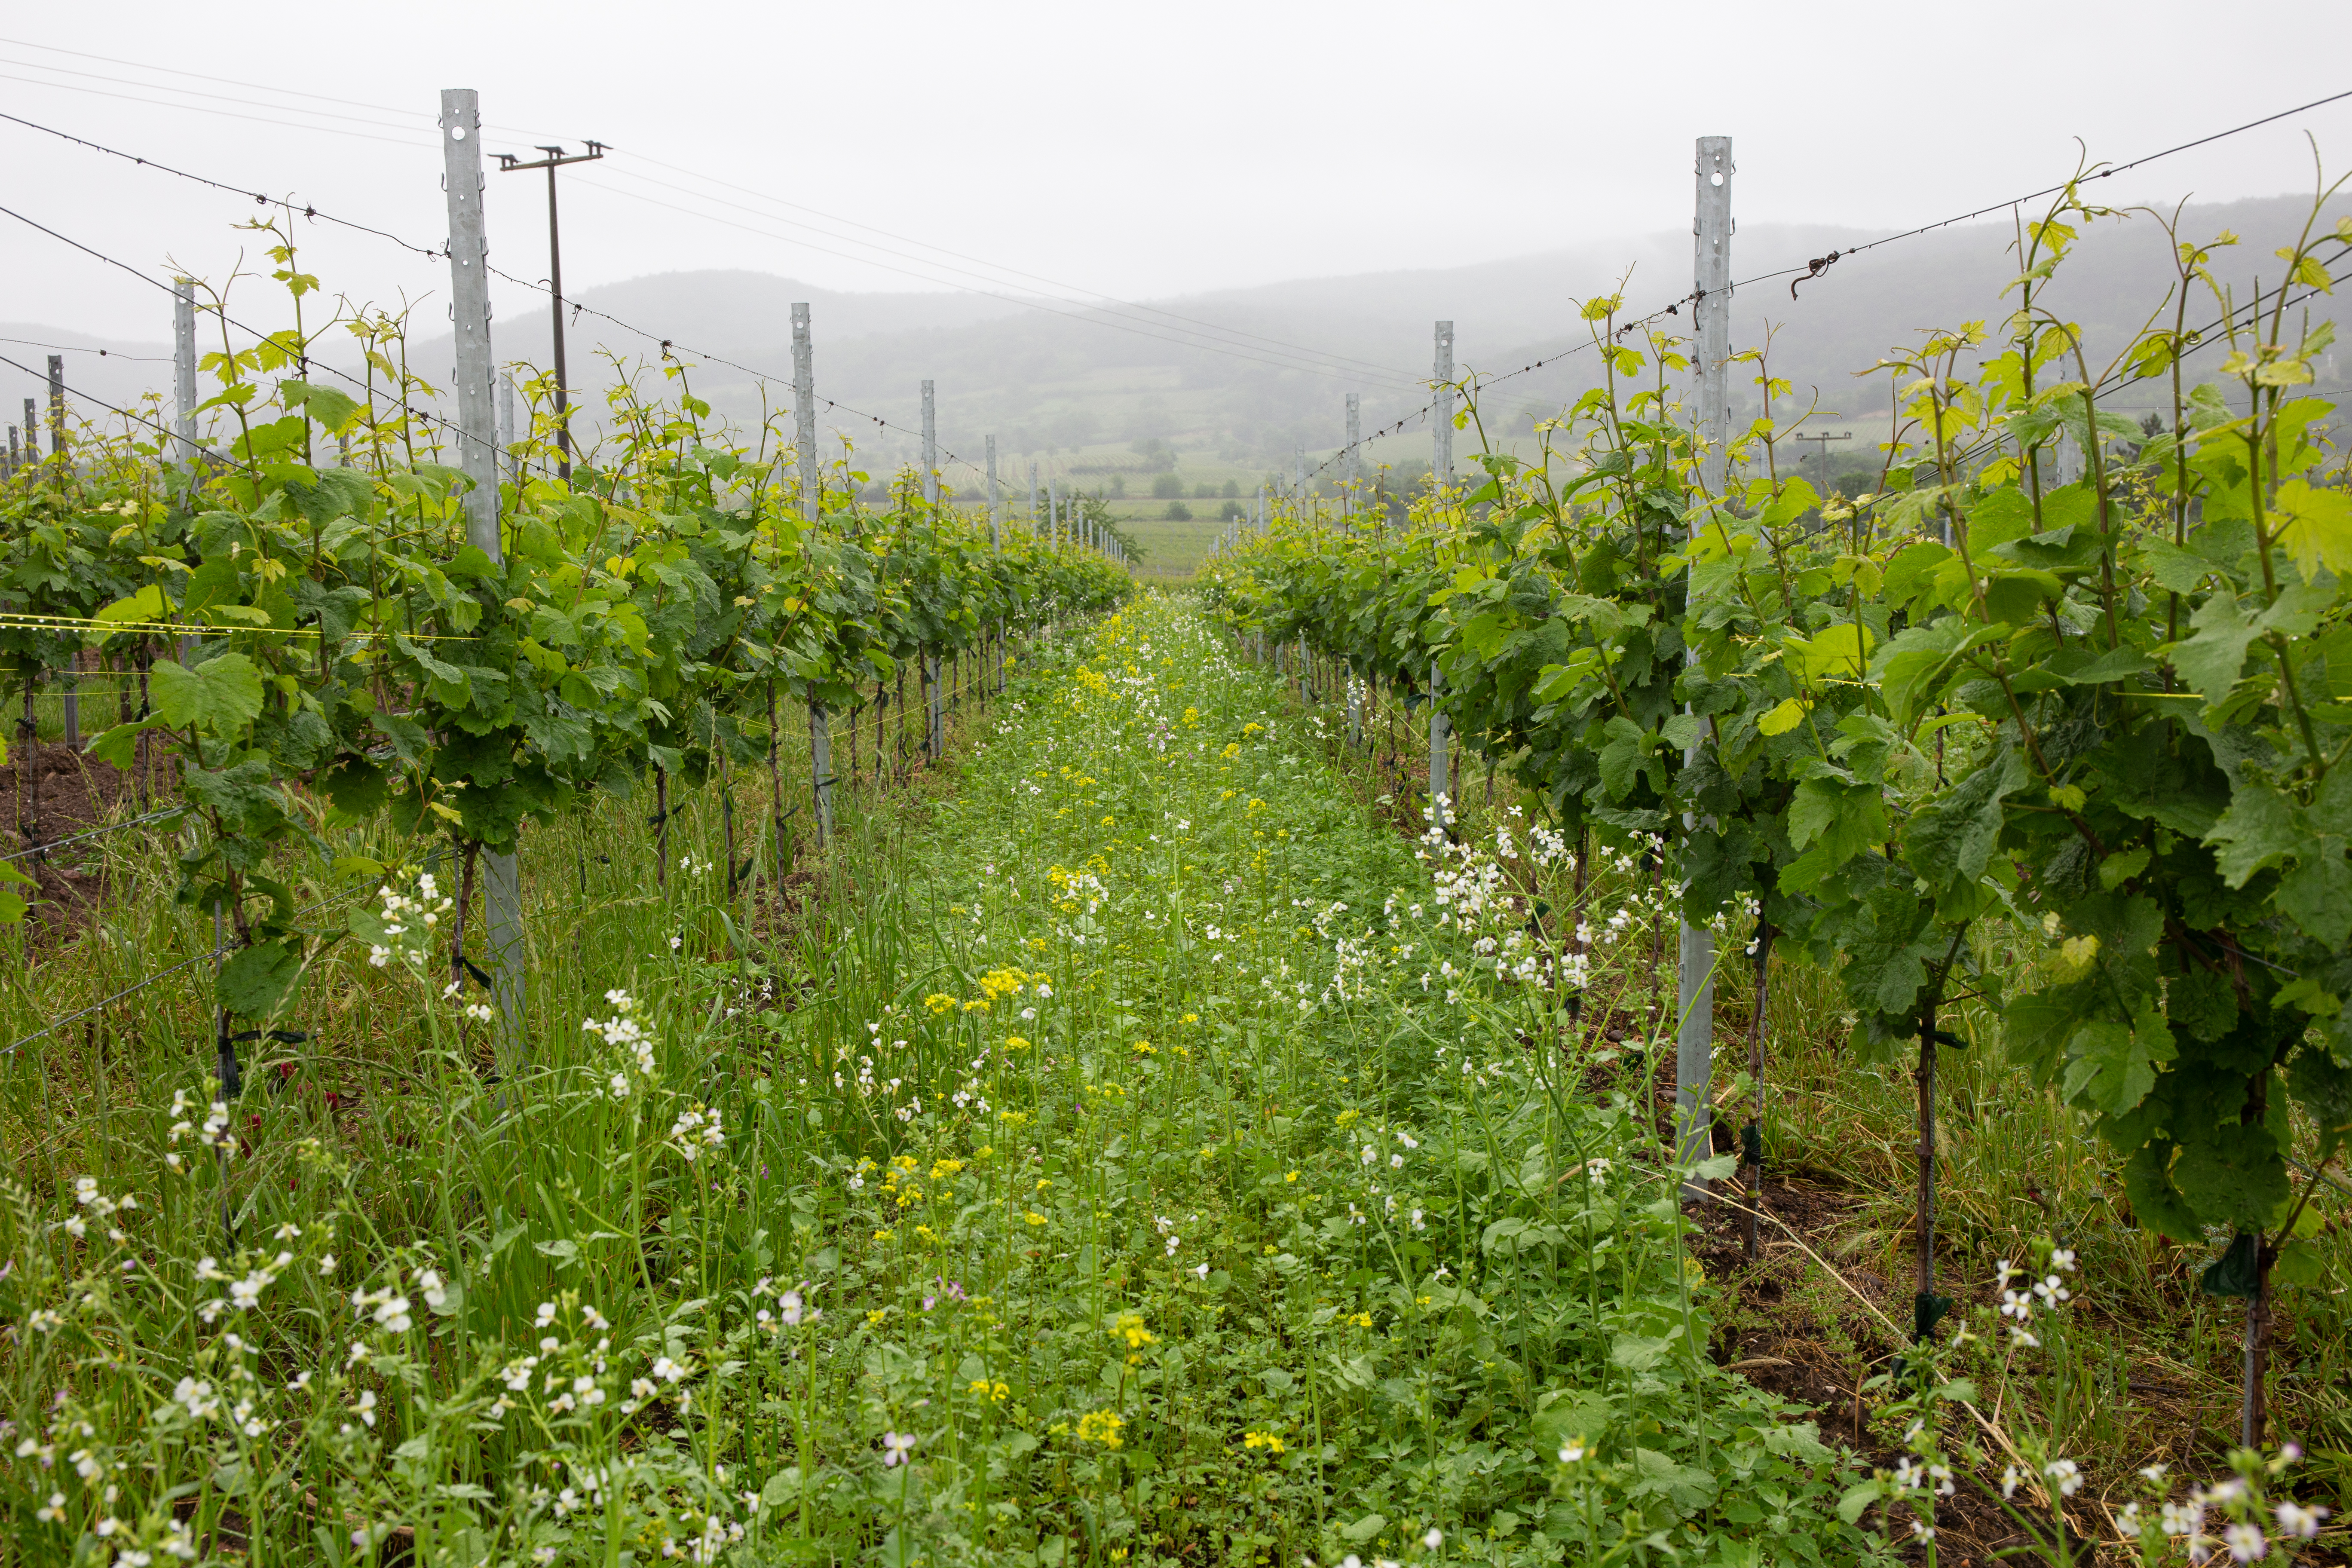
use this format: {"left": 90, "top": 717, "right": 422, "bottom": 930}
{"left": 1676, "top": 134, "right": 1733, "bottom": 1198}
{"left": 986, "top": 435, "right": 1001, "bottom": 552}
{"left": 441, "top": 86, "right": 525, "bottom": 1051}
{"left": 791, "top": 300, "right": 833, "bottom": 844}
{"left": 498, "top": 372, "right": 517, "bottom": 490}
{"left": 921, "top": 379, "right": 943, "bottom": 750}
{"left": 173, "top": 280, "right": 199, "bottom": 469}
{"left": 1428, "top": 658, "right": 1449, "bottom": 837}
{"left": 793, "top": 303, "right": 818, "bottom": 522}
{"left": 988, "top": 435, "right": 1002, "bottom": 690}
{"left": 1346, "top": 392, "right": 1361, "bottom": 513}
{"left": 46, "top": 355, "right": 78, "bottom": 746}
{"left": 1433, "top": 321, "right": 1455, "bottom": 486}
{"left": 920, "top": 380, "right": 939, "bottom": 507}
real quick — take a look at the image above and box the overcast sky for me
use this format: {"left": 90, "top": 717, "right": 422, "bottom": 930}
{"left": 5, "top": 0, "right": 2352, "bottom": 363}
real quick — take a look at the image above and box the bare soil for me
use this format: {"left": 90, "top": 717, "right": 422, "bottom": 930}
{"left": 0, "top": 738, "right": 178, "bottom": 940}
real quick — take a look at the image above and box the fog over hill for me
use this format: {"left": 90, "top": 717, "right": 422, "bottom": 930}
{"left": 12, "top": 192, "right": 2345, "bottom": 485}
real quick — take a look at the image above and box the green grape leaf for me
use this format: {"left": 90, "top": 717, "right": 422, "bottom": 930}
{"left": 1902, "top": 749, "right": 2025, "bottom": 903}
{"left": 1880, "top": 542, "right": 1953, "bottom": 614}
{"left": 278, "top": 379, "right": 362, "bottom": 434}
{"left": 93, "top": 583, "right": 168, "bottom": 629}
{"left": 2278, "top": 854, "right": 2352, "bottom": 946}
{"left": 2138, "top": 537, "right": 2214, "bottom": 594}
{"left": 2175, "top": 1122, "right": 2291, "bottom": 1233}
{"left": 2059, "top": 1011, "right": 2173, "bottom": 1116}
{"left": 150, "top": 654, "right": 265, "bottom": 736}
{"left": 318, "top": 756, "right": 389, "bottom": 823}
{"left": 1982, "top": 569, "right": 2064, "bottom": 625}
{"left": 1596, "top": 718, "right": 1653, "bottom": 802}
{"left": 1782, "top": 777, "right": 1886, "bottom": 891}
{"left": 2166, "top": 591, "right": 2262, "bottom": 706}
{"left": 2122, "top": 1143, "right": 2203, "bottom": 1243}
{"left": 2271, "top": 479, "right": 2352, "bottom": 577}
{"left": 1964, "top": 487, "right": 2036, "bottom": 552}
{"left": 2098, "top": 846, "right": 2151, "bottom": 889}
{"left": 1756, "top": 696, "right": 1807, "bottom": 736}
{"left": 2288, "top": 1047, "right": 2352, "bottom": 1158}
{"left": 1785, "top": 622, "right": 1875, "bottom": 689}
{"left": 82, "top": 717, "right": 167, "bottom": 770}
{"left": 217, "top": 938, "right": 303, "bottom": 1020}
{"left": 2272, "top": 1241, "right": 2324, "bottom": 1289}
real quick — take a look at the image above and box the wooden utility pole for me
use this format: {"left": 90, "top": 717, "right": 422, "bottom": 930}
{"left": 496, "top": 140, "right": 605, "bottom": 481}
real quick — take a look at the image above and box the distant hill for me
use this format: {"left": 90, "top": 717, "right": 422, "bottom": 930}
{"left": 15, "top": 191, "right": 2345, "bottom": 492}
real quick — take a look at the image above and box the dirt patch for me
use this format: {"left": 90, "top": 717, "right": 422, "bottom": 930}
{"left": 1690, "top": 1176, "right": 2043, "bottom": 1565}
{"left": 0, "top": 738, "right": 179, "bottom": 938}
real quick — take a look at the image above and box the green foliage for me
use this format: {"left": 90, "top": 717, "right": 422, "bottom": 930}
{"left": 1200, "top": 186, "right": 2352, "bottom": 1339}
{"left": 0, "top": 602, "right": 1880, "bottom": 1566}
{"left": 0, "top": 288, "right": 1133, "bottom": 1040}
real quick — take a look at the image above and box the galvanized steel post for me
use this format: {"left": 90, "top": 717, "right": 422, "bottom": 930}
{"left": 1676, "top": 135, "right": 1733, "bottom": 1196}
{"left": 440, "top": 86, "right": 524, "bottom": 1049}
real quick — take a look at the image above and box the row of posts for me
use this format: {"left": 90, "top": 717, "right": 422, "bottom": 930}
{"left": 1213, "top": 141, "right": 1733, "bottom": 1202}
{"left": 4, "top": 359, "right": 83, "bottom": 744}
{"left": 2, "top": 88, "right": 1133, "bottom": 1068}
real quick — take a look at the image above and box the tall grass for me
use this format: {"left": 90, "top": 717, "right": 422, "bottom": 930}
{"left": 0, "top": 602, "right": 1884, "bottom": 1567}
{"left": 1320, "top": 643, "right": 2352, "bottom": 1554}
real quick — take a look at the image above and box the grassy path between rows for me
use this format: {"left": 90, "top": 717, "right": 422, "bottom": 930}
{"left": 3, "top": 600, "right": 1885, "bottom": 1568}
{"left": 738, "top": 601, "right": 1877, "bottom": 1568}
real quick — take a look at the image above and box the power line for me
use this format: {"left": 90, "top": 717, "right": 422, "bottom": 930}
{"left": 0, "top": 36, "right": 665, "bottom": 164}
{"left": 1810, "top": 83, "right": 2352, "bottom": 281}
{"left": 0, "top": 122, "right": 989, "bottom": 482}
{"left": 555, "top": 172, "right": 1433, "bottom": 393}
{"left": 0, "top": 34, "right": 425, "bottom": 123}
{"left": 1944, "top": 256, "right": 2352, "bottom": 472}
{"left": 0, "top": 95, "right": 1428, "bottom": 396}
{"left": 0, "top": 205, "right": 999, "bottom": 514}
{"left": 1281, "top": 87, "right": 2352, "bottom": 491}
{"left": 2, "top": 946, "right": 215, "bottom": 1059}
{"left": 0, "top": 201, "right": 569, "bottom": 485}
{"left": 0, "top": 67, "right": 434, "bottom": 151}
{"left": 0, "top": 108, "right": 450, "bottom": 260}
{"left": 0, "top": 41, "right": 1431, "bottom": 386}
{"left": 16, "top": 78, "right": 2347, "bottom": 493}
{"left": 0, "top": 52, "right": 435, "bottom": 140}
{"left": 0, "top": 333, "right": 170, "bottom": 364}
{"left": 0, "top": 347, "right": 321, "bottom": 488}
